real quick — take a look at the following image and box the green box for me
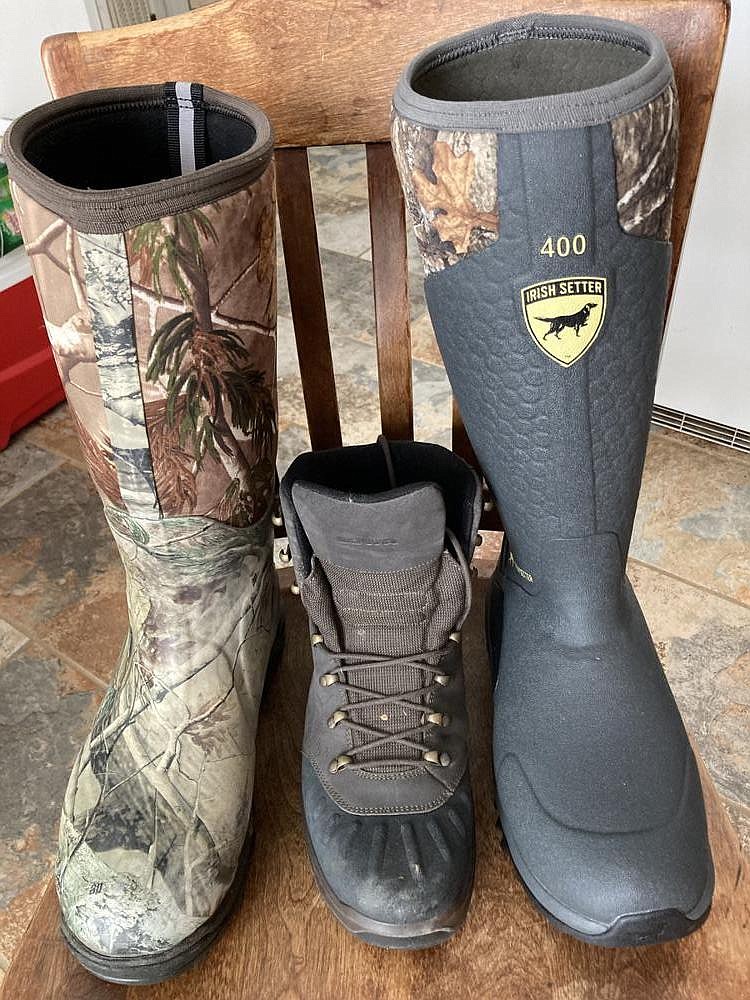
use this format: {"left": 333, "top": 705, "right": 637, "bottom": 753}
{"left": 0, "top": 160, "right": 23, "bottom": 256}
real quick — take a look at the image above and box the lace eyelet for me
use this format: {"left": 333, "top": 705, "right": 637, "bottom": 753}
{"left": 329, "top": 754, "right": 352, "bottom": 773}
{"left": 425, "top": 712, "right": 450, "bottom": 727}
{"left": 423, "top": 750, "right": 451, "bottom": 767}
{"left": 328, "top": 710, "right": 347, "bottom": 728}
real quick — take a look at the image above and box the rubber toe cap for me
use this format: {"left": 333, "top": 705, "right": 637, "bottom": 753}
{"left": 57, "top": 816, "right": 208, "bottom": 958}
{"left": 498, "top": 747, "right": 714, "bottom": 942}
{"left": 302, "top": 758, "right": 475, "bottom": 927}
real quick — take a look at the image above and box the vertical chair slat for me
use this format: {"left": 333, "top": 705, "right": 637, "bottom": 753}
{"left": 366, "top": 142, "right": 414, "bottom": 441}
{"left": 276, "top": 147, "right": 342, "bottom": 451}
{"left": 453, "top": 400, "right": 503, "bottom": 531}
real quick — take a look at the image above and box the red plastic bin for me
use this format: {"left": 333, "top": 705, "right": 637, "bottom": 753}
{"left": 0, "top": 247, "right": 64, "bottom": 450}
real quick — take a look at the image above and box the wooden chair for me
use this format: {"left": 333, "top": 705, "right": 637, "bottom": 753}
{"left": 4, "top": 2, "right": 747, "bottom": 998}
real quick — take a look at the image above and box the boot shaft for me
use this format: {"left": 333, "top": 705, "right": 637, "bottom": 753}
{"left": 392, "top": 15, "right": 677, "bottom": 578}
{"left": 4, "top": 83, "right": 277, "bottom": 528}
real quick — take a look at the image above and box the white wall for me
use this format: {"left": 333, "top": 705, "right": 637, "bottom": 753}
{"left": 0, "top": 0, "right": 97, "bottom": 119}
{"left": 657, "top": 4, "right": 750, "bottom": 430}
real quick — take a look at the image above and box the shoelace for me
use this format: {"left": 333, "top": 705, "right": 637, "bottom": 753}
{"left": 319, "top": 527, "right": 473, "bottom": 774}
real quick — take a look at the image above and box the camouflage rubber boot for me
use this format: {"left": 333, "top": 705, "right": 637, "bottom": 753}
{"left": 280, "top": 439, "right": 482, "bottom": 949}
{"left": 4, "top": 84, "right": 281, "bottom": 983}
{"left": 392, "top": 16, "right": 713, "bottom": 946}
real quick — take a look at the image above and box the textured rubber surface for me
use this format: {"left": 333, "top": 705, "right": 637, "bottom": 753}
{"left": 535, "top": 897, "right": 713, "bottom": 949}
{"left": 300, "top": 757, "right": 476, "bottom": 943}
{"left": 488, "top": 593, "right": 713, "bottom": 949}
{"left": 425, "top": 124, "right": 672, "bottom": 574}
{"left": 59, "top": 618, "right": 285, "bottom": 985}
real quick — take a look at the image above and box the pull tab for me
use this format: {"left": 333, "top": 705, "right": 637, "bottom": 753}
{"left": 164, "top": 81, "right": 207, "bottom": 176}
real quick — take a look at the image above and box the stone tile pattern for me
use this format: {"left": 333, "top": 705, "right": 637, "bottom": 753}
{"left": 1, "top": 145, "right": 749, "bottom": 976}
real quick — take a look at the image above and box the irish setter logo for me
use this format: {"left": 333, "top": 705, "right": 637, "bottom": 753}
{"left": 521, "top": 277, "right": 607, "bottom": 367}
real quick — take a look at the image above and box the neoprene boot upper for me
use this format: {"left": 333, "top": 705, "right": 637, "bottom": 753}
{"left": 392, "top": 15, "right": 714, "bottom": 947}
{"left": 280, "top": 440, "right": 482, "bottom": 948}
{"left": 4, "top": 83, "right": 281, "bottom": 982}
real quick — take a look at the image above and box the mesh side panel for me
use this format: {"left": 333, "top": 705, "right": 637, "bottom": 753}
{"left": 301, "top": 553, "right": 466, "bottom": 766}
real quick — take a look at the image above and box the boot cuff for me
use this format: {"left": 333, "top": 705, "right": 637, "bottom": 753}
{"left": 3, "top": 83, "right": 272, "bottom": 233}
{"left": 393, "top": 14, "right": 673, "bottom": 132}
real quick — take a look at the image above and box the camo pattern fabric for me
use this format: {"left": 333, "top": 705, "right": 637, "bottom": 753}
{"left": 10, "top": 166, "right": 277, "bottom": 527}
{"left": 10, "top": 183, "right": 127, "bottom": 509}
{"left": 128, "top": 167, "right": 277, "bottom": 527}
{"left": 391, "top": 114, "right": 499, "bottom": 274}
{"left": 611, "top": 83, "right": 679, "bottom": 240}
{"left": 56, "top": 506, "right": 280, "bottom": 957}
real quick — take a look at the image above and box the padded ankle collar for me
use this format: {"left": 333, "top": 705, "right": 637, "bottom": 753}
{"left": 3, "top": 83, "right": 272, "bottom": 233}
{"left": 393, "top": 14, "right": 673, "bottom": 132}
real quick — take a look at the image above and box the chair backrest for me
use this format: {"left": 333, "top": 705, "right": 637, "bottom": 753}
{"left": 41, "top": 0, "right": 729, "bottom": 524}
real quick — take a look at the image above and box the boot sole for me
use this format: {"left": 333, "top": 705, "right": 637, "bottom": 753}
{"left": 485, "top": 588, "right": 713, "bottom": 947}
{"left": 302, "top": 819, "right": 473, "bottom": 950}
{"left": 59, "top": 617, "right": 286, "bottom": 985}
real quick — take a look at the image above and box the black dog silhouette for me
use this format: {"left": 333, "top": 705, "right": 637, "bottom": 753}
{"left": 537, "top": 302, "right": 598, "bottom": 339}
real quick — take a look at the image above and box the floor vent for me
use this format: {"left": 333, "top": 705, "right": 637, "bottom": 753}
{"left": 652, "top": 405, "right": 750, "bottom": 454}
{"left": 103, "top": 0, "right": 153, "bottom": 25}
{"left": 97, "top": 1, "right": 191, "bottom": 27}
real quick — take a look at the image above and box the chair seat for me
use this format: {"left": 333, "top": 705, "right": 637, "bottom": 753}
{"left": 3, "top": 564, "right": 748, "bottom": 999}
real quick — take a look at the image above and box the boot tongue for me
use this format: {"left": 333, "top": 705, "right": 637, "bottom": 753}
{"left": 293, "top": 480, "right": 450, "bottom": 660}
{"left": 292, "top": 481, "right": 446, "bottom": 572}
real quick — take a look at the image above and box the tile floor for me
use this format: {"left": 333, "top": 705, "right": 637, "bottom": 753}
{"left": 0, "top": 146, "right": 748, "bottom": 981}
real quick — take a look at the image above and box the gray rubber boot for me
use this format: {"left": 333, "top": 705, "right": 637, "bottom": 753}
{"left": 280, "top": 439, "right": 482, "bottom": 949}
{"left": 392, "top": 15, "right": 714, "bottom": 947}
{"left": 5, "top": 84, "right": 281, "bottom": 983}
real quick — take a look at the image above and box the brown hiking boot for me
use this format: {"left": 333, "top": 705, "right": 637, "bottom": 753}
{"left": 281, "top": 438, "right": 482, "bottom": 949}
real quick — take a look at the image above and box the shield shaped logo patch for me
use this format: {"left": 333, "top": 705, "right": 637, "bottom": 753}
{"left": 521, "top": 277, "right": 607, "bottom": 367}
